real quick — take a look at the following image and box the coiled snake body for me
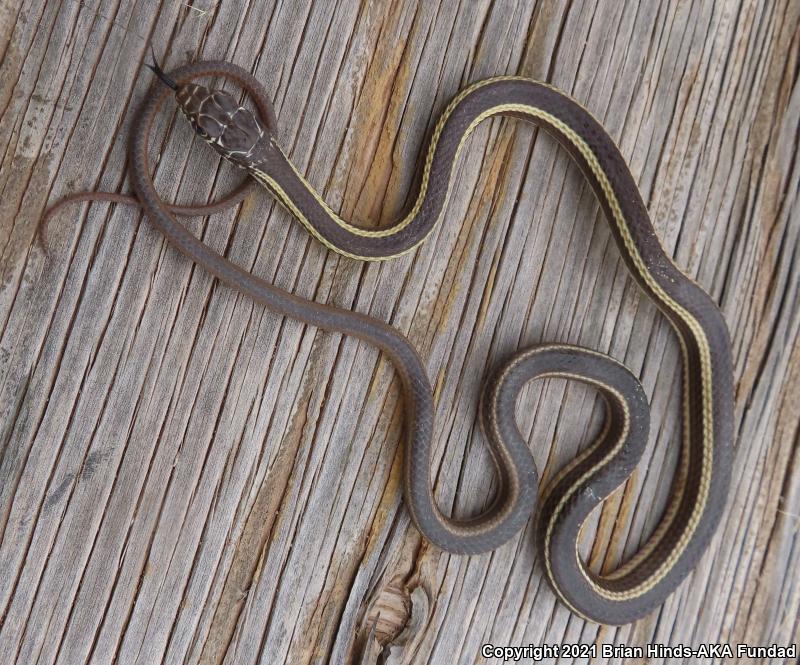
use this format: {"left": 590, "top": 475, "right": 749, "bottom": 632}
{"left": 43, "top": 60, "right": 733, "bottom": 624}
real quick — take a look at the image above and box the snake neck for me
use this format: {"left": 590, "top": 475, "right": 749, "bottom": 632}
{"left": 246, "top": 137, "right": 436, "bottom": 261}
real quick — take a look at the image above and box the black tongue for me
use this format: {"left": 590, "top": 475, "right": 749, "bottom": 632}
{"left": 146, "top": 46, "right": 178, "bottom": 90}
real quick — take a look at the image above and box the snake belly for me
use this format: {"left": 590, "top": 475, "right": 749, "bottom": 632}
{"left": 126, "top": 61, "right": 733, "bottom": 624}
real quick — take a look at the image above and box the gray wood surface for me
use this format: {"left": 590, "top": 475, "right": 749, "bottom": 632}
{"left": 1, "top": 0, "right": 798, "bottom": 663}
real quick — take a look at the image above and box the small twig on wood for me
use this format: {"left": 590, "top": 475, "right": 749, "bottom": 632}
{"left": 185, "top": 2, "right": 218, "bottom": 18}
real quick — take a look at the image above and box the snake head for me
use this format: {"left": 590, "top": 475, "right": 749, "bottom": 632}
{"left": 175, "top": 83, "right": 266, "bottom": 169}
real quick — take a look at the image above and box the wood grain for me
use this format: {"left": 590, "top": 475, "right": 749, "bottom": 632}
{"left": 0, "top": 0, "right": 798, "bottom": 663}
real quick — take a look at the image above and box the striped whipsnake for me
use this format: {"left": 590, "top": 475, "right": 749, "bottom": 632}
{"left": 41, "top": 59, "right": 733, "bottom": 624}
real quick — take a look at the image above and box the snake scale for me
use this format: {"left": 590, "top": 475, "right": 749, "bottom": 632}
{"left": 40, "top": 58, "right": 733, "bottom": 625}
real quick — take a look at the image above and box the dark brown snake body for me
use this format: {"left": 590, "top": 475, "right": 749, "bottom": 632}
{"left": 42, "top": 60, "right": 733, "bottom": 624}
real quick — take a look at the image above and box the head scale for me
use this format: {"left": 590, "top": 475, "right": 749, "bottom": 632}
{"left": 146, "top": 50, "right": 266, "bottom": 169}
{"left": 175, "top": 84, "right": 265, "bottom": 168}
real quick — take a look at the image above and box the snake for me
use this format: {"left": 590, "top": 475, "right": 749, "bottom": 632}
{"left": 40, "top": 58, "right": 733, "bottom": 625}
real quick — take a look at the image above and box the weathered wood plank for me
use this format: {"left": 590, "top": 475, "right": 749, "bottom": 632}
{"left": 0, "top": 0, "right": 798, "bottom": 663}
